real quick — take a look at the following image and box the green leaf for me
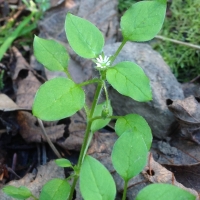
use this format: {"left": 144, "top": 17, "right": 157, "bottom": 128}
{"left": 3, "top": 185, "right": 32, "bottom": 199}
{"left": 32, "top": 77, "right": 85, "bottom": 121}
{"left": 65, "top": 13, "right": 104, "bottom": 58}
{"left": 55, "top": 158, "right": 73, "bottom": 168}
{"left": 0, "top": 13, "right": 34, "bottom": 61}
{"left": 135, "top": 183, "right": 196, "bottom": 200}
{"left": 106, "top": 61, "right": 152, "bottom": 102}
{"left": 39, "top": 178, "right": 70, "bottom": 200}
{"left": 115, "top": 114, "right": 152, "bottom": 150}
{"left": 111, "top": 131, "right": 148, "bottom": 181}
{"left": 121, "top": 0, "right": 166, "bottom": 42}
{"left": 80, "top": 155, "right": 116, "bottom": 200}
{"left": 91, "top": 101, "right": 112, "bottom": 133}
{"left": 34, "top": 36, "right": 69, "bottom": 71}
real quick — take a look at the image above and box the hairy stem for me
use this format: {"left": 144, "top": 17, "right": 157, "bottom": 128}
{"left": 110, "top": 38, "right": 127, "bottom": 65}
{"left": 103, "top": 81, "right": 109, "bottom": 107}
{"left": 68, "top": 81, "right": 103, "bottom": 200}
{"left": 31, "top": 195, "right": 38, "bottom": 200}
{"left": 64, "top": 69, "right": 73, "bottom": 80}
{"left": 122, "top": 180, "right": 128, "bottom": 200}
{"left": 78, "top": 78, "right": 101, "bottom": 87}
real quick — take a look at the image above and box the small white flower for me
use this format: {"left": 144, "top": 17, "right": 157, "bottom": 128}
{"left": 94, "top": 55, "right": 111, "bottom": 69}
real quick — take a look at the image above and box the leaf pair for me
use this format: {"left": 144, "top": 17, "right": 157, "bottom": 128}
{"left": 112, "top": 114, "right": 152, "bottom": 181}
{"left": 32, "top": 13, "right": 105, "bottom": 121}
{"left": 2, "top": 180, "right": 70, "bottom": 200}
{"left": 33, "top": 12, "right": 104, "bottom": 72}
{"left": 56, "top": 156, "right": 116, "bottom": 200}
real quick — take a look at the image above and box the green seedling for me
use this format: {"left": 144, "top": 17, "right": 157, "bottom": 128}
{"left": 0, "top": 0, "right": 50, "bottom": 61}
{"left": 3, "top": 0, "right": 195, "bottom": 200}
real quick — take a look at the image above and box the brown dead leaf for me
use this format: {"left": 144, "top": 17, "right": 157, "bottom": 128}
{"left": 143, "top": 154, "right": 199, "bottom": 198}
{"left": 0, "top": 94, "right": 20, "bottom": 111}
{"left": 11, "top": 46, "right": 30, "bottom": 80}
{"left": 57, "top": 112, "right": 86, "bottom": 151}
{"left": 151, "top": 139, "right": 200, "bottom": 166}
{"left": 11, "top": 47, "right": 46, "bottom": 110}
{"left": 75, "top": 133, "right": 199, "bottom": 199}
{"left": 167, "top": 96, "right": 200, "bottom": 144}
{"left": 16, "top": 111, "right": 66, "bottom": 143}
{"left": 153, "top": 96, "right": 200, "bottom": 166}
{"left": 68, "top": 111, "right": 86, "bottom": 134}
{"left": 56, "top": 111, "right": 96, "bottom": 151}
{"left": 88, "top": 131, "right": 118, "bottom": 155}
{"left": 58, "top": 131, "right": 84, "bottom": 151}
{"left": 0, "top": 93, "right": 30, "bottom": 111}
{"left": 0, "top": 160, "right": 65, "bottom": 199}
{"left": 165, "top": 163, "right": 200, "bottom": 194}
{"left": 15, "top": 71, "right": 41, "bottom": 110}
{"left": 11, "top": 46, "right": 46, "bottom": 82}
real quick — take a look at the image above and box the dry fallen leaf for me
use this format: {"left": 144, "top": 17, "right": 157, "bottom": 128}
{"left": 11, "top": 46, "right": 45, "bottom": 82}
{"left": 16, "top": 111, "right": 66, "bottom": 143}
{"left": 167, "top": 95, "right": 200, "bottom": 144}
{"left": 75, "top": 133, "right": 199, "bottom": 199}
{"left": 143, "top": 154, "right": 199, "bottom": 199}
{"left": 0, "top": 160, "right": 65, "bottom": 199}
{"left": 0, "top": 94, "right": 21, "bottom": 111}
{"left": 15, "top": 71, "right": 41, "bottom": 110}
{"left": 151, "top": 139, "right": 200, "bottom": 166}
{"left": 165, "top": 163, "right": 200, "bottom": 194}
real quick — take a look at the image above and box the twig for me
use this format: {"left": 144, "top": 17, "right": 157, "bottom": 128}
{"left": 155, "top": 35, "right": 200, "bottom": 50}
{"left": 190, "top": 75, "right": 200, "bottom": 83}
{"left": 7, "top": 167, "right": 21, "bottom": 179}
{"left": 37, "top": 119, "right": 62, "bottom": 158}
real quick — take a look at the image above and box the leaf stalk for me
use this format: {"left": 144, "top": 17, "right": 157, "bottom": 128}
{"left": 68, "top": 81, "right": 103, "bottom": 200}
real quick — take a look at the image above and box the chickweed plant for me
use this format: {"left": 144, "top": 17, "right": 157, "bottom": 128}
{"left": 3, "top": 0, "right": 196, "bottom": 199}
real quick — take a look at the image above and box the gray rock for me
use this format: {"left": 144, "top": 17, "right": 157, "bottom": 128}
{"left": 104, "top": 42, "right": 184, "bottom": 139}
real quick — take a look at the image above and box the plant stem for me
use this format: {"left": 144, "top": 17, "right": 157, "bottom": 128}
{"left": 37, "top": 119, "right": 62, "bottom": 158}
{"left": 64, "top": 69, "right": 73, "bottom": 80}
{"left": 110, "top": 38, "right": 127, "bottom": 65}
{"left": 122, "top": 180, "right": 128, "bottom": 200}
{"left": 88, "top": 82, "right": 103, "bottom": 119}
{"left": 31, "top": 195, "right": 38, "bottom": 200}
{"left": 78, "top": 78, "right": 101, "bottom": 87}
{"left": 103, "top": 81, "right": 109, "bottom": 107}
{"left": 68, "top": 82, "right": 103, "bottom": 200}
{"left": 68, "top": 174, "right": 79, "bottom": 200}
